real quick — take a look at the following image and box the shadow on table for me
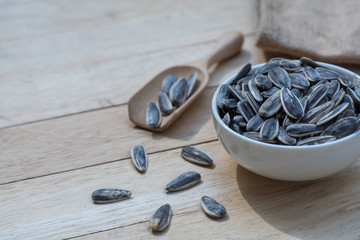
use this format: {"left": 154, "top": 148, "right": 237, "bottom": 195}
{"left": 236, "top": 162, "right": 360, "bottom": 239}
{"left": 151, "top": 50, "right": 251, "bottom": 141}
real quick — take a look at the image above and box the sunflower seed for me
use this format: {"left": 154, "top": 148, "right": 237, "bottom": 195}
{"left": 237, "top": 100, "right": 255, "bottom": 122}
{"left": 291, "top": 88, "right": 303, "bottom": 99}
{"left": 260, "top": 117, "right": 279, "bottom": 140}
{"left": 280, "top": 87, "right": 304, "bottom": 119}
{"left": 282, "top": 115, "right": 298, "bottom": 129}
{"left": 233, "top": 115, "right": 247, "bottom": 127}
{"left": 343, "top": 94, "right": 355, "bottom": 111}
{"left": 346, "top": 88, "right": 360, "bottom": 111}
{"left": 91, "top": 188, "right": 132, "bottom": 204}
{"left": 165, "top": 171, "right": 201, "bottom": 192}
{"left": 255, "top": 63, "right": 272, "bottom": 75}
{"left": 303, "top": 66, "right": 321, "bottom": 82}
{"left": 229, "top": 85, "right": 245, "bottom": 101}
{"left": 149, "top": 204, "right": 172, "bottom": 232}
{"left": 243, "top": 131, "right": 261, "bottom": 141}
{"left": 321, "top": 117, "right": 358, "bottom": 138}
{"left": 243, "top": 91, "right": 260, "bottom": 113}
{"left": 248, "top": 78, "right": 263, "bottom": 102}
{"left": 342, "top": 109, "right": 357, "bottom": 118}
{"left": 304, "top": 79, "right": 327, "bottom": 96}
{"left": 222, "top": 99, "right": 237, "bottom": 108}
{"left": 300, "top": 57, "right": 321, "bottom": 68}
{"left": 302, "top": 101, "right": 334, "bottom": 124}
{"left": 289, "top": 73, "right": 310, "bottom": 89}
{"left": 255, "top": 74, "right": 272, "bottom": 89}
{"left": 327, "top": 79, "right": 340, "bottom": 98}
{"left": 169, "top": 78, "right": 188, "bottom": 106}
{"left": 231, "top": 63, "right": 252, "bottom": 84}
{"left": 280, "top": 60, "right": 301, "bottom": 71}
{"left": 230, "top": 122, "right": 243, "bottom": 134}
{"left": 286, "top": 123, "right": 325, "bottom": 137}
{"left": 296, "top": 135, "right": 336, "bottom": 146}
{"left": 158, "top": 92, "right": 173, "bottom": 116}
{"left": 242, "top": 82, "right": 250, "bottom": 93}
{"left": 307, "top": 83, "right": 329, "bottom": 109}
{"left": 146, "top": 102, "right": 162, "bottom": 128}
{"left": 181, "top": 146, "right": 213, "bottom": 166}
{"left": 300, "top": 96, "right": 308, "bottom": 110}
{"left": 330, "top": 89, "right": 345, "bottom": 107}
{"left": 338, "top": 74, "right": 354, "bottom": 88}
{"left": 161, "top": 75, "right": 177, "bottom": 95}
{"left": 201, "top": 196, "right": 227, "bottom": 218}
{"left": 315, "top": 67, "right": 340, "bottom": 80}
{"left": 261, "top": 87, "right": 280, "bottom": 98}
{"left": 217, "top": 84, "right": 230, "bottom": 108}
{"left": 130, "top": 145, "right": 148, "bottom": 172}
{"left": 186, "top": 72, "right": 198, "bottom": 98}
{"left": 221, "top": 112, "right": 231, "bottom": 126}
{"left": 246, "top": 114, "right": 264, "bottom": 132}
{"left": 316, "top": 102, "right": 349, "bottom": 125}
{"left": 236, "top": 75, "right": 253, "bottom": 86}
{"left": 268, "top": 67, "right": 291, "bottom": 89}
{"left": 277, "top": 126, "right": 297, "bottom": 145}
{"left": 258, "top": 90, "right": 282, "bottom": 117}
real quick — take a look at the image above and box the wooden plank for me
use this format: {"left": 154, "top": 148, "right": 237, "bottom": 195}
{"left": 1, "top": 141, "right": 359, "bottom": 239}
{"left": 0, "top": 87, "right": 218, "bottom": 184}
{"left": 0, "top": 0, "right": 260, "bottom": 128}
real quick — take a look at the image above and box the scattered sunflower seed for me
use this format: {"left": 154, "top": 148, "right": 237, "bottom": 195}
{"left": 165, "top": 171, "right": 201, "bottom": 192}
{"left": 201, "top": 196, "right": 227, "bottom": 218}
{"left": 181, "top": 146, "right": 213, "bottom": 166}
{"left": 130, "top": 145, "right": 148, "bottom": 172}
{"left": 91, "top": 188, "right": 132, "bottom": 204}
{"left": 146, "top": 102, "right": 162, "bottom": 128}
{"left": 149, "top": 204, "right": 172, "bottom": 232}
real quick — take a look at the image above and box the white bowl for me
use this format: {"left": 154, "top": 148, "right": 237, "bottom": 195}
{"left": 212, "top": 61, "right": 360, "bottom": 181}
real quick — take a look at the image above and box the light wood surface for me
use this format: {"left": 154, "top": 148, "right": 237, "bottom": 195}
{"left": 1, "top": 0, "right": 359, "bottom": 239}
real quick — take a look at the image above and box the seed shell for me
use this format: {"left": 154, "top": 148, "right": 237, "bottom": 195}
{"left": 181, "top": 146, "right": 213, "bottom": 166}
{"left": 130, "top": 145, "right": 148, "bottom": 172}
{"left": 149, "top": 204, "right": 172, "bottom": 232}
{"left": 169, "top": 78, "right": 188, "bottom": 106}
{"left": 280, "top": 87, "right": 304, "bottom": 119}
{"left": 158, "top": 92, "right": 173, "bottom": 116}
{"left": 261, "top": 87, "right": 280, "bottom": 98}
{"left": 165, "top": 171, "right": 201, "bottom": 192}
{"left": 201, "top": 196, "right": 227, "bottom": 218}
{"left": 146, "top": 102, "right": 162, "bottom": 128}
{"left": 91, "top": 188, "right": 132, "bottom": 204}
{"left": 233, "top": 115, "right": 247, "bottom": 127}
{"left": 221, "top": 112, "right": 231, "bottom": 126}
{"left": 258, "top": 90, "right": 282, "bottom": 117}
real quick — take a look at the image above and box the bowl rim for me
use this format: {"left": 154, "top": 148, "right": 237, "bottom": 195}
{"left": 212, "top": 60, "right": 360, "bottom": 149}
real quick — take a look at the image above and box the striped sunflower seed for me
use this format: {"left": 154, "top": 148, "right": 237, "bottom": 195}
{"left": 258, "top": 90, "right": 282, "bottom": 117}
{"left": 222, "top": 112, "right": 231, "bottom": 126}
{"left": 286, "top": 123, "right": 325, "bottom": 137}
{"left": 91, "top": 188, "right": 132, "bottom": 204}
{"left": 268, "top": 67, "right": 291, "bottom": 89}
{"left": 321, "top": 117, "right": 358, "bottom": 138}
{"left": 280, "top": 60, "right": 301, "bottom": 71}
{"left": 146, "top": 102, "right": 162, "bottom": 128}
{"left": 280, "top": 87, "right": 304, "bottom": 119}
{"left": 243, "top": 91, "right": 260, "bottom": 113}
{"left": 248, "top": 78, "right": 263, "bottom": 102}
{"left": 300, "top": 57, "right": 321, "bottom": 68}
{"left": 237, "top": 100, "right": 255, "bottom": 122}
{"left": 130, "top": 145, "right": 148, "bottom": 172}
{"left": 346, "top": 88, "right": 360, "bottom": 111}
{"left": 231, "top": 63, "right": 252, "bottom": 84}
{"left": 246, "top": 114, "right": 264, "bottom": 132}
{"left": 229, "top": 85, "right": 245, "bottom": 101}
{"left": 181, "top": 146, "right": 213, "bottom": 166}
{"left": 260, "top": 117, "right": 279, "bottom": 141}
{"left": 161, "top": 75, "right": 177, "bottom": 95}
{"left": 296, "top": 135, "right": 336, "bottom": 146}
{"left": 289, "top": 73, "right": 310, "bottom": 89}
{"left": 261, "top": 87, "right": 280, "bottom": 98}
{"left": 302, "top": 101, "right": 334, "bottom": 124}
{"left": 255, "top": 74, "right": 272, "bottom": 90}
{"left": 158, "top": 92, "right": 173, "bottom": 116}
{"left": 303, "top": 66, "right": 321, "bottom": 82}
{"left": 186, "top": 72, "right": 198, "bottom": 98}
{"left": 327, "top": 79, "right": 340, "bottom": 98}
{"left": 330, "top": 89, "right": 345, "bottom": 107}
{"left": 317, "top": 102, "right": 349, "bottom": 125}
{"left": 149, "top": 204, "right": 172, "bottom": 232}
{"left": 169, "top": 77, "right": 188, "bottom": 106}
{"left": 307, "top": 83, "right": 329, "bottom": 110}
{"left": 343, "top": 94, "right": 355, "bottom": 111}
{"left": 217, "top": 84, "right": 230, "bottom": 108}
{"left": 165, "top": 171, "right": 201, "bottom": 192}
{"left": 277, "top": 126, "right": 297, "bottom": 145}
{"left": 233, "top": 115, "right": 247, "bottom": 127}
{"left": 315, "top": 67, "right": 340, "bottom": 80}
{"left": 201, "top": 196, "right": 227, "bottom": 218}
{"left": 243, "top": 131, "right": 261, "bottom": 141}
{"left": 222, "top": 99, "right": 238, "bottom": 108}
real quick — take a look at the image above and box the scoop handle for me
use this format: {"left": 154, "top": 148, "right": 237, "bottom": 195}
{"left": 204, "top": 31, "right": 244, "bottom": 69}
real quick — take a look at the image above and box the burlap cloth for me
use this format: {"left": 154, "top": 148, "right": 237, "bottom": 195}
{"left": 256, "top": 0, "right": 360, "bottom": 64}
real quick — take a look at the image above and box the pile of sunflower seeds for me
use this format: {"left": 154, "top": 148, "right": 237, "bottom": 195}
{"left": 91, "top": 145, "right": 226, "bottom": 233}
{"left": 146, "top": 72, "right": 198, "bottom": 128}
{"left": 217, "top": 57, "right": 360, "bottom": 146}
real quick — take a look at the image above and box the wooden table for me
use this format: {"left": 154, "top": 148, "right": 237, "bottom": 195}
{"left": 1, "top": 0, "right": 360, "bottom": 239}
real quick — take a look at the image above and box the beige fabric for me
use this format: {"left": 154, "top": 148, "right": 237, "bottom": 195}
{"left": 256, "top": 0, "right": 360, "bottom": 64}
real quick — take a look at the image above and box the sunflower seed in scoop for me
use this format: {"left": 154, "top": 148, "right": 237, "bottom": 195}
{"left": 186, "top": 72, "right": 198, "bottom": 98}
{"left": 231, "top": 63, "right": 252, "bottom": 84}
{"left": 317, "top": 102, "right": 349, "bottom": 125}
{"left": 237, "top": 100, "right": 255, "bottom": 122}
{"left": 296, "top": 135, "right": 336, "bottom": 146}
{"left": 301, "top": 101, "right": 334, "bottom": 124}
{"left": 161, "top": 75, "right": 177, "bottom": 95}
{"left": 158, "top": 92, "right": 173, "bottom": 116}
{"left": 181, "top": 146, "right": 213, "bottom": 166}
{"left": 258, "top": 90, "right": 282, "bottom": 117}
{"left": 91, "top": 188, "right": 132, "bottom": 204}
{"left": 321, "top": 117, "right": 358, "bottom": 138}
{"left": 248, "top": 78, "right": 263, "bottom": 102}
{"left": 255, "top": 74, "right": 272, "bottom": 90}
{"left": 268, "top": 67, "right": 291, "bottom": 89}
{"left": 130, "top": 145, "right": 148, "bottom": 172}
{"left": 165, "top": 171, "right": 201, "bottom": 192}
{"left": 201, "top": 196, "right": 227, "bottom": 218}
{"left": 149, "top": 204, "right": 172, "bottom": 232}
{"left": 246, "top": 114, "right": 264, "bottom": 132}
{"left": 146, "top": 102, "right": 162, "bottom": 128}
{"left": 303, "top": 67, "right": 321, "bottom": 82}
{"left": 289, "top": 73, "right": 310, "bottom": 89}
{"left": 280, "top": 87, "right": 304, "bottom": 119}
{"left": 286, "top": 123, "right": 325, "bottom": 137}
{"left": 307, "top": 83, "right": 329, "bottom": 110}
{"left": 277, "top": 126, "right": 296, "bottom": 145}
{"left": 169, "top": 78, "right": 188, "bottom": 107}
{"left": 260, "top": 117, "right": 279, "bottom": 141}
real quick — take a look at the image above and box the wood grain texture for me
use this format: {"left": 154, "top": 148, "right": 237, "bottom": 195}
{"left": 1, "top": 141, "right": 359, "bottom": 239}
{"left": 0, "top": 0, "right": 259, "bottom": 128}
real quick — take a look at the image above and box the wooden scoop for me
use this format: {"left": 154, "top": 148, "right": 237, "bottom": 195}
{"left": 128, "top": 31, "right": 244, "bottom": 132}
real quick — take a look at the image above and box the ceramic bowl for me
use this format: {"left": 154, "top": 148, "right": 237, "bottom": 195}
{"left": 212, "top": 61, "right": 360, "bottom": 181}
